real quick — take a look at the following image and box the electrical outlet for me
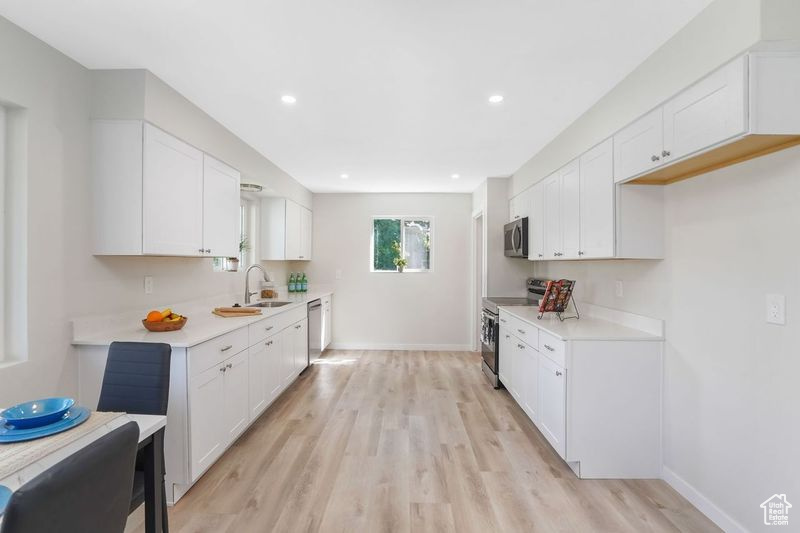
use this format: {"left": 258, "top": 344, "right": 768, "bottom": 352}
{"left": 766, "top": 294, "right": 786, "bottom": 325}
{"left": 144, "top": 276, "right": 154, "bottom": 295}
{"left": 615, "top": 280, "right": 624, "bottom": 298}
{"left": 335, "top": 269, "right": 342, "bottom": 280}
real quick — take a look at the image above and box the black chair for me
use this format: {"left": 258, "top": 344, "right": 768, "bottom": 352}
{"left": 0, "top": 421, "right": 139, "bottom": 533}
{"left": 98, "top": 341, "right": 171, "bottom": 532}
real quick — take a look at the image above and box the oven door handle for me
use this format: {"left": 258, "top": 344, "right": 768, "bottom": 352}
{"left": 513, "top": 225, "right": 522, "bottom": 252}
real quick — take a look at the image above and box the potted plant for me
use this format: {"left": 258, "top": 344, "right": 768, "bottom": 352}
{"left": 394, "top": 257, "right": 408, "bottom": 273}
{"left": 227, "top": 236, "right": 250, "bottom": 272}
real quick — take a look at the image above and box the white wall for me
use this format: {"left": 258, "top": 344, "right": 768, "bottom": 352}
{"left": 0, "top": 16, "right": 309, "bottom": 406}
{"left": 304, "top": 193, "right": 472, "bottom": 350}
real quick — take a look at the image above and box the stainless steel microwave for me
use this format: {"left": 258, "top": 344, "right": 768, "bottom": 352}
{"left": 504, "top": 217, "right": 528, "bottom": 258}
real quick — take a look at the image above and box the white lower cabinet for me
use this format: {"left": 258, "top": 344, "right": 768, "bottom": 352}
{"left": 537, "top": 353, "right": 566, "bottom": 458}
{"left": 222, "top": 350, "right": 250, "bottom": 443}
{"left": 498, "top": 309, "right": 663, "bottom": 479}
{"left": 188, "top": 363, "right": 226, "bottom": 480}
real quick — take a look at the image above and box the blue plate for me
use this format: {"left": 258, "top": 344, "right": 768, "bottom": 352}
{"left": 0, "top": 485, "right": 10, "bottom": 517}
{"left": 1, "top": 398, "right": 75, "bottom": 429}
{"left": 0, "top": 407, "right": 90, "bottom": 443}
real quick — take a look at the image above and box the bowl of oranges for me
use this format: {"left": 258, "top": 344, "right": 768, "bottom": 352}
{"left": 142, "top": 308, "right": 187, "bottom": 332}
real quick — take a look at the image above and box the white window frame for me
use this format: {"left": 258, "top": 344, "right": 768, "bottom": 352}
{"left": 370, "top": 216, "right": 434, "bottom": 273}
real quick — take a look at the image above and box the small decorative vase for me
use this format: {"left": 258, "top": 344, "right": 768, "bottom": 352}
{"left": 397, "top": 265, "right": 404, "bottom": 273}
{"left": 227, "top": 258, "right": 240, "bottom": 272}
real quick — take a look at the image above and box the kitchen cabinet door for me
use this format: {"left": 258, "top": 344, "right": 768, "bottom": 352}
{"left": 538, "top": 354, "right": 567, "bottom": 458}
{"left": 529, "top": 182, "right": 545, "bottom": 261}
{"left": 579, "top": 138, "right": 615, "bottom": 259}
{"left": 509, "top": 339, "right": 525, "bottom": 403}
{"left": 613, "top": 108, "right": 663, "bottom": 183}
{"left": 248, "top": 342, "right": 268, "bottom": 419}
{"left": 202, "top": 155, "right": 240, "bottom": 258}
{"left": 663, "top": 57, "right": 746, "bottom": 162}
{"left": 299, "top": 207, "right": 312, "bottom": 260}
{"left": 222, "top": 350, "right": 250, "bottom": 444}
{"left": 189, "top": 364, "right": 226, "bottom": 480}
{"left": 292, "top": 319, "right": 309, "bottom": 374}
{"left": 284, "top": 199, "right": 302, "bottom": 260}
{"left": 142, "top": 123, "right": 204, "bottom": 256}
{"left": 498, "top": 326, "right": 513, "bottom": 389}
{"left": 521, "top": 344, "right": 539, "bottom": 423}
{"left": 322, "top": 296, "right": 332, "bottom": 350}
{"left": 542, "top": 172, "right": 562, "bottom": 259}
{"left": 266, "top": 334, "right": 284, "bottom": 400}
{"left": 559, "top": 160, "right": 580, "bottom": 259}
{"left": 282, "top": 327, "right": 296, "bottom": 386}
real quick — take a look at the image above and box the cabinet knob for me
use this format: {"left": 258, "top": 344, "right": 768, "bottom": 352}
{"left": 538, "top": 253, "right": 543, "bottom": 258}
{"left": 299, "top": 256, "right": 304, "bottom": 259}
{"left": 266, "top": 340, "right": 273, "bottom": 346}
{"left": 517, "top": 344, "right": 525, "bottom": 349}
{"left": 505, "top": 335, "right": 510, "bottom": 339}
{"left": 219, "top": 366, "right": 226, "bottom": 373}
{"left": 295, "top": 324, "right": 301, "bottom": 329}
{"left": 265, "top": 326, "right": 273, "bottom": 331}
{"left": 220, "top": 345, "right": 233, "bottom": 352}
{"left": 555, "top": 370, "right": 563, "bottom": 376}
{"left": 517, "top": 329, "right": 525, "bottom": 335}
{"left": 544, "top": 344, "right": 555, "bottom": 352}
{"left": 651, "top": 155, "right": 660, "bottom": 162}
{"left": 662, "top": 150, "right": 671, "bottom": 157}
{"left": 578, "top": 251, "right": 584, "bottom": 256}
{"left": 205, "top": 249, "right": 212, "bottom": 254}
{"left": 198, "top": 248, "right": 205, "bottom": 253}
{"left": 226, "top": 363, "right": 233, "bottom": 369}
{"left": 500, "top": 318, "right": 507, "bottom": 323}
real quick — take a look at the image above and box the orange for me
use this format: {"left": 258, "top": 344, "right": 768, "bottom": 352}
{"left": 146, "top": 310, "right": 164, "bottom": 322}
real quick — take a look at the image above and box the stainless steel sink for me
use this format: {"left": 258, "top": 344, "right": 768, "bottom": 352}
{"left": 245, "top": 301, "right": 292, "bottom": 308}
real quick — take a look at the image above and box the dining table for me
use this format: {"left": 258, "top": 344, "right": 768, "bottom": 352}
{"left": 0, "top": 412, "right": 167, "bottom": 533}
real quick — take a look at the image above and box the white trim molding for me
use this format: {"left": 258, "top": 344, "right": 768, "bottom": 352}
{"left": 661, "top": 466, "right": 748, "bottom": 533}
{"left": 329, "top": 343, "right": 473, "bottom": 352}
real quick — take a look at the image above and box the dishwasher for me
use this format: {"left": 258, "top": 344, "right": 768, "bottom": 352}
{"left": 307, "top": 299, "right": 322, "bottom": 365}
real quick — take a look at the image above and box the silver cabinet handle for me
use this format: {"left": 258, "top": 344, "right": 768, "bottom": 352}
{"left": 205, "top": 249, "right": 211, "bottom": 254}
{"left": 226, "top": 363, "right": 233, "bottom": 369}
{"left": 198, "top": 248, "right": 205, "bottom": 253}
{"left": 299, "top": 255, "right": 304, "bottom": 259}
{"left": 544, "top": 344, "right": 555, "bottom": 352}
{"left": 265, "top": 326, "right": 273, "bottom": 331}
{"left": 505, "top": 335, "right": 510, "bottom": 339}
{"left": 555, "top": 370, "right": 563, "bottom": 376}
{"left": 517, "top": 329, "right": 525, "bottom": 335}
{"left": 219, "top": 366, "right": 226, "bottom": 373}
{"left": 295, "top": 324, "right": 302, "bottom": 329}
{"left": 662, "top": 150, "right": 671, "bottom": 157}
{"left": 500, "top": 318, "right": 507, "bottom": 323}
{"left": 651, "top": 155, "right": 660, "bottom": 162}
{"left": 220, "top": 345, "right": 233, "bottom": 352}
{"left": 266, "top": 340, "right": 273, "bottom": 346}
{"left": 578, "top": 251, "right": 584, "bottom": 256}
{"left": 517, "top": 344, "right": 525, "bottom": 349}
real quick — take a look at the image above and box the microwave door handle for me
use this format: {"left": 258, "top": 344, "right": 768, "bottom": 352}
{"left": 513, "top": 225, "right": 522, "bottom": 252}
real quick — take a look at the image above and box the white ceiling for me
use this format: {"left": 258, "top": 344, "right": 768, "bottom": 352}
{"left": 0, "top": 0, "right": 712, "bottom": 193}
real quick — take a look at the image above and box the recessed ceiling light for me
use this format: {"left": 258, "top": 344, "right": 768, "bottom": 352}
{"left": 451, "top": 174, "right": 460, "bottom": 179}
{"left": 488, "top": 94, "right": 504, "bottom": 104}
{"left": 281, "top": 94, "right": 297, "bottom": 105}
{"left": 340, "top": 173, "right": 349, "bottom": 179}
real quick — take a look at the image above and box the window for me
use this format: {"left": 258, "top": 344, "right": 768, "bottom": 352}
{"left": 213, "top": 196, "right": 256, "bottom": 272}
{"left": 371, "top": 217, "right": 432, "bottom": 272}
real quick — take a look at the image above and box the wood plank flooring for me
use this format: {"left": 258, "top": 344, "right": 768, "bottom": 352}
{"left": 126, "top": 350, "right": 719, "bottom": 533}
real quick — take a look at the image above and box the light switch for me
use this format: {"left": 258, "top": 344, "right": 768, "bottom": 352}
{"left": 615, "top": 280, "right": 624, "bottom": 298}
{"left": 766, "top": 294, "right": 786, "bottom": 325}
{"left": 144, "top": 276, "right": 154, "bottom": 294}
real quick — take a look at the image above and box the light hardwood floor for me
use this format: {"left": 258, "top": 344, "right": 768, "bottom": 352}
{"left": 126, "top": 350, "right": 719, "bottom": 533}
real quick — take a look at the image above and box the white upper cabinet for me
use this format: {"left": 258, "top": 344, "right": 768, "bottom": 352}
{"left": 578, "top": 138, "right": 615, "bottom": 258}
{"left": 662, "top": 57, "right": 747, "bottom": 162}
{"left": 143, "top": 124, "right": 205, "bottom": 256}
{"left": 542, "top": 172, "right": 562, "bottom": 259}
{"left": 529, "top": 182, "right": 545, "bottom": 260}
{"left": 260, "top": 197, "right": 313, "bottom": 261}
{"left": 202, "top": 155, "right": 241, "bottom": 258}
{"left": 509, "top": 188, "right": 532, "bottom": 222}
{"left": 92, "top": 120, "right": 242, "bottom": 257}
{"left": 613, "top": 108, "right": 663, "bottom": 183}
{"left": 559, "top": 160, "right": 580, "bottom": 259}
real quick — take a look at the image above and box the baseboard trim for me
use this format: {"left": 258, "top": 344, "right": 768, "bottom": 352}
{"left": 662, "top": 466, "right": 747, "bottom": 533}
{"left": 328, "top": 343, "right": 473, "bottom": 352}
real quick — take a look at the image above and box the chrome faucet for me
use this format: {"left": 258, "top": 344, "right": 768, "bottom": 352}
{"left": 244, "top": 264, "right": 271, "bottom": 304}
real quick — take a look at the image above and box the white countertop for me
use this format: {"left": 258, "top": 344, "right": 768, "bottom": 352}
{"left": 499, "top": 304, "right": 663, "bottom": 342}
{"left": 72, "top": 289, "right": 333, "bottom": 348}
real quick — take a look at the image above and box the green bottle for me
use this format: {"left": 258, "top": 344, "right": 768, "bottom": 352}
{"left": 288, "top": 272, "right": 296, "bottom": 293}
{"left": 301, "top": 273, "right": 308, "bottom": 292}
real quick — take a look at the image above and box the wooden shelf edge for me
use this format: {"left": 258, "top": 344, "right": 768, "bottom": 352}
{"left": 626, "top": 134, "right": 800, "bottom": 186}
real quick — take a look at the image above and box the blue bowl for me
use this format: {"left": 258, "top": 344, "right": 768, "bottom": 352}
{"left": 1, "top": 397, "right": 75, "bottom": 429}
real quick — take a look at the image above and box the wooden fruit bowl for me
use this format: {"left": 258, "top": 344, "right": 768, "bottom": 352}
{"left": 142, "top": 316, "right": 188, "bottom": 332}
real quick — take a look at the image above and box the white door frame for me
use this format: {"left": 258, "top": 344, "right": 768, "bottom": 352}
{"left": 470, "top": 209, "right": 487, "bottom": 352}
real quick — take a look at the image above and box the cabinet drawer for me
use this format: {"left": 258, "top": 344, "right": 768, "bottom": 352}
{"left": 247, "top": 305, "right": 306, "bottom": 346}
{"left": 189, "top": 327, "right": 249, "bottom": 377}
{"left": 538, "top": 331, "right": 566, "bottom": 367}
{"left": 499, "top": 311, "right": 539, "bottom": 349}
